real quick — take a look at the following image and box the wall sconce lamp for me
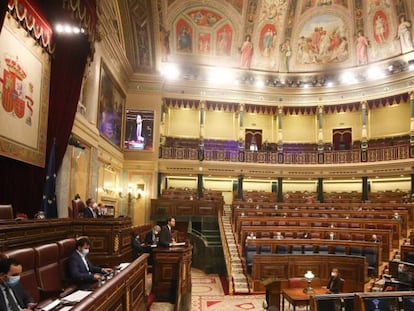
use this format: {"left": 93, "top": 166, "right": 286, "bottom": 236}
{"left": 303, "top": 270, "right": 315, "bottom": 294}
{"left": 136, "top": 184, "right": 145, "bottom": 199}
{"left": 408, "top": 60, "right": 414, "bottom": 70}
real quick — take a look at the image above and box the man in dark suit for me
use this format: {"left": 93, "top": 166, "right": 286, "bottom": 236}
{"left": 0, "top": 257, "right": 35, "bottom": 311}
{"left": 159, "top": 217, "right": 176, "bottom": 247}
{"left": 83, "top": 198, "right": 97, "bottom": 218}
{"left": 67, "top": 237, "right": 112, "bottom": 288}
{"left": 145, "top": 225, "right": 161, "bottom": 246}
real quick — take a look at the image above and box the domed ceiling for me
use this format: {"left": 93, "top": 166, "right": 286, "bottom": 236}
{"left": 108, "top": 0, "right": 414, "bottom": 104}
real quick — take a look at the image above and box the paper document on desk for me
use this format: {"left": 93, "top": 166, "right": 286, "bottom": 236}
{"left": 59, "top": 307, "right": 73, "bottom": 311}
{"left": 41, "top": 299, "right": 61, "bottom": 311}
{"left": 118, "top": 262, "right": 130, "bottom": 270}
{"left": 62, "top": 290, "right": 92, "bottom": 302}
{"left": 169, "top": 242, "right": 185, "bottom": 246}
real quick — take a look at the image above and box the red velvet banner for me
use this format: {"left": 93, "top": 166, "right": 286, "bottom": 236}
{"left": 8, "top": 0, "right": 53, "bottom": 52}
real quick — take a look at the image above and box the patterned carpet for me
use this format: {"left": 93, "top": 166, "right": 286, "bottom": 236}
{"left": 150, "top": 269, "right": 266, "bottom": 311}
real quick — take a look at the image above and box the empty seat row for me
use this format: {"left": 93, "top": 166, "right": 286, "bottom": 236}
{"left": 245, "top": 244, "right": 378, "bottom": 276}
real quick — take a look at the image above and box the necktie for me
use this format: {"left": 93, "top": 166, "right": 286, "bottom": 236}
{"left": 3, "top": 285, "right": 20, "bottom": 311}
{"left": 81, "top": 255, "right": 90, "bottom": 272}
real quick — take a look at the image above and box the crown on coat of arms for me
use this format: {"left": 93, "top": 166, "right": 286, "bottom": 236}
{"left": 5, "top": 57, "right": 26, "bottom": 80}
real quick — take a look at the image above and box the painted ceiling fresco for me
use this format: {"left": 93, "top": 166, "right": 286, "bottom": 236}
{"left": 128, "top": 0, "right": 413, "bottom": 74}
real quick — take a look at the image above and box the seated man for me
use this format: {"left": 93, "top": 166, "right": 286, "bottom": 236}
{"left": 0, "top": 257, "right": 36, "bottom": 310}
{"left": 131, "top": 233, "right": 144, "bottom": 259}
{"left": 68, "top": 237, "right": 112, "bottom": 288}
{"left": 326, "top": 268, "right": 341, "bottom": 294}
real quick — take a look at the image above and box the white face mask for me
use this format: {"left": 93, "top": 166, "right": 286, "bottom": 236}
{"left": 331, "top": 272, "right": 337, "bottom": 277}
{"left": 81, "top": 249, "right": 89, "bottom": 257}
{"left": 5, "top": 275, "right": 20, "bottom": 287}
{"left": 92, "top": 203, "right": 98, "bottom": 208}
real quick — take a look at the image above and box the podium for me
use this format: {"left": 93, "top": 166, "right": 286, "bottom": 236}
{"left": 262, "top": 277, "right": 285, "bottom": 311}
{"left": 152, "top": 244, "right": 192, "bottom": 311}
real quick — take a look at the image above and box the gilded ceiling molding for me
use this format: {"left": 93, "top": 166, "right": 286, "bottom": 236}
{"left": 62, "top": 0, "right": 97, "bottom": 52}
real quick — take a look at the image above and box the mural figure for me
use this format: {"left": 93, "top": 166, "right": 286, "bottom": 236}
{"left": 240, "top": 35, "right": 253, "bottom": 68}
{"left": 297, "top": 15, "right": 349, "bottom": 65}
{"left": 355, "top": 30, "right": 369, "bottom": 65}
{"left": 262, "top": 28, "right": 274, "bottom": 57}
{"left": 374, "top": 14, "right": 386, "bottom": 43}
{"left": 198, "top": 33, "right": 211, "bottom": 54}
{"left": 160, "top": 26, "right": 170, "bottom": 61}
{"left": 396, "top": 16, "right": 413, "bottom": 53}
{"left": 279, "top": 39, "right": 292, "bottom": 72}
{"left": 329, "top": 36, "right": 348, "bottom": 62}
{"left": 178, "top": 25, "right": 192, "bottom": 52}
{"left": 217, "top": 28, "right": 231, "bottom": 56}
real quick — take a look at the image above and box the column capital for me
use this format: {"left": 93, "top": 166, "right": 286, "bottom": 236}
{"left": 409, "top": 91, "right": 414, "bottom": 100}
{"left": 361, "top": 100, "right": 367, "bottom": 109}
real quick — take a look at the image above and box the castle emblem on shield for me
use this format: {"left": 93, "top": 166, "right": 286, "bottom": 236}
{"left": 0, "top": 56, "right": 34, "bottom": 126}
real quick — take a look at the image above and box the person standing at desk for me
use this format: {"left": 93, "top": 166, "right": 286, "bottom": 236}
{"left": 0, "top": 258, "right": 35, "bottom": 311}
{"left": 68, "top": 237, "right": 112, "bottom": 287}
{"left": 159, "top": 217, "right": 176, "bottom": 247}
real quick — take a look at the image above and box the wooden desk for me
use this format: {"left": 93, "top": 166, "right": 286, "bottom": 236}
{"left": 152, "top": 244, "right": 193, "bottom": 311}
{"left": 282, "top": 287, "right": 327, "bottom": 311}
{"left": 47, "top": 254, "right": 148, "bottom": 311}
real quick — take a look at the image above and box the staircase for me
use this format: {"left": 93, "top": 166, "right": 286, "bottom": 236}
{"left": 220, "top": 205, "right": 250, "bottom": 294}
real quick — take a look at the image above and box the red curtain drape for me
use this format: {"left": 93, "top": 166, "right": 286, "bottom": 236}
{"left": 332, "top": 128, "right": 352, "bottom": 150}
{"left": 0, "top": 1, "right": 93, "bottom": 217}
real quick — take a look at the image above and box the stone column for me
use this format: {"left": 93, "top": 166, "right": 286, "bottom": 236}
{"left": 199, "top": 100, "right": 205, "bottom": 139}
{"left": 317, "top": 178, "right": 324, "bottom": 203}
{"left": 157, "top": 172, "right": 162, "bottom": 198}
{"left": 409, "top": 91, "right": 414, "bottom": 144}
{"left": 411, "top": 174, "right": 414, "bottom": 195}
{"left": 317, "top": 106, "right": 324, "bottom": 152}
{"left": 361, "top": 101, "right": 368, "bottom": 149}
{"left": 362, "top": 176, "right": 369, "bottom": 201}
{"left": 197, "top": 174, "right": 203, "bottom": 199}
{"left": 277, "top": 177, "right": 283, "bottom": 202}
{"left": 237, "top": 175, "right": 244, "bottom": 200}
{"left": 277, "top": 106, "right": 283, "bottom": 152}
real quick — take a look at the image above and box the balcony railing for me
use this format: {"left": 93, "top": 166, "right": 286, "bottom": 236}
{"left": 159, "top": 144, "right": 411, "bottom": 164}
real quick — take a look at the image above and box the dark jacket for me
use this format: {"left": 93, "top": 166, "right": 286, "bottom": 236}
{"left": 0, "top": 283, "right": 33, "bottom": 310}
{"left": 67, "top": 251, "right": 102, "bottom": 284}
{"left": 83, "top": 207, "right": 95, "bottom": 218}
{"left": 327, "top": 276, "right": 341, "bottom": 293}
{"left": 158, "top": 225, "right": 172, "bottom": 247}
{"left": 145, "top": 231, "right": 159, "bottom": 246}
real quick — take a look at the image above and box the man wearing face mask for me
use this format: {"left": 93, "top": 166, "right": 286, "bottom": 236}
{"left": 0, "top": 258, "right": 35, "bottom": 310}
{"left": 68, "top": 237, "right": 113, "bottom": 288}
{"left": 84, "top": 198, "right": 98, "bottom": 218}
